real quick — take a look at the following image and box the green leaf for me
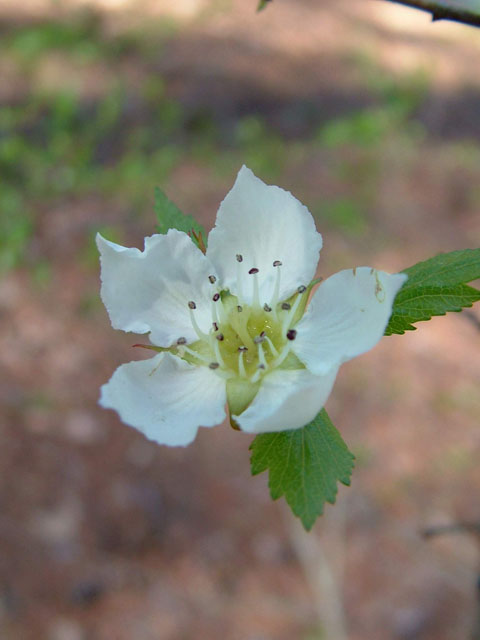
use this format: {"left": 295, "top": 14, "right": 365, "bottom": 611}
{"left": 386, "top": 249, "right": 480, "bottom": 335}
{"left": 250, "top": 409, "right": 355, "bottom": 530}
{"left": 154, "top": 187, "right": 206, "bottom": 249}
{"left": 257, "top": 0, "right": 272, "bottom": 12}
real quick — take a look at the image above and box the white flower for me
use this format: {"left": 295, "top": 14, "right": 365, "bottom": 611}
{"left": 97, "top": 166, "right": 407, "bottom": 446}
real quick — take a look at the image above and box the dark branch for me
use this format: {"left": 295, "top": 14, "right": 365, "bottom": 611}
{"left": 384, "top": 0, "right": 480, "bottom": 28}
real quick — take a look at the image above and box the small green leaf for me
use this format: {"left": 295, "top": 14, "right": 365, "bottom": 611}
{"left": 386, "top": 249, "right": 480, "bottom": 335}
{"left": 154, "top": 187, "right": 206, "bottom": 249}
{"left": 257, "top": 0, "right": 272, "bottom": 12}
{"left": 250, "top": 409, "right": 355, "bottom": 530}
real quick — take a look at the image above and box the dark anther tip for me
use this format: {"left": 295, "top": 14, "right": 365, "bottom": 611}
{"left": 248, "top": 267, "right": 259, "bottom": 275}
{"left": 188, "top": 301, "right": 196, "bottom": 309}
{"left": 281, "top": 303, "right": 291, "bottom": 310}
{"left": 212, "top": 293, "right": 220, "bottom": 302}
{"left": 273, "top": 260, "right": 282, "bottom": 267}
{"left": 236, "top": 254, "right": 243, "bottom": 263}
{"left": 286, "top": 329, "right": 297, "bottom": 341}
{"left": 209, "top": 362, "right": 220, "bottom": 369}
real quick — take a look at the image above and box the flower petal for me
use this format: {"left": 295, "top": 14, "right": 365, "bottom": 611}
{"left": 233, "top": 366, "right": 338, "bottom": 434}
{"left": 100, "top": 353, "right": 227, "bottom": 446}
{"left": 206, "top": 166, "right": 322, "bottom": 305}
{"left": 97, "top": 230, "right": 217, "bottom": 346}
{"left": 293, "top": 268, "right": 407, "bottom": 375}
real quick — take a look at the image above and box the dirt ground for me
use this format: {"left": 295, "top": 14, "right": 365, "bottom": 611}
{"left": 1, "top": 1, "right": 480, "bottom": 639}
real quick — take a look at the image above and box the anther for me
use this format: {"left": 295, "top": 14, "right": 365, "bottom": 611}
{"left": 237, "top": 305, "right": 243, "bottom": 312}
{"left": 286, "top": 329, "right": 297, "bottom": 341}
{"left": 238, "top": 346, "right": 248, "bottom": 352}
{"left": 216, "top": 333, "right": 224, "bottom": 341}
{"left": 273, "top": 260, "right": 282, "bottom": 267}
{"left": 236, "top": 254, "right": 243, "bottom": 263}
{"left": 254, "top": 333, "right": 266, "bottom": 344}
{"left": 209, "top": 362, "right": 220, "bottom": 369}
{"left": 212, "top": 293, "right": 220, "bottom": 302}
{"left": 188, "top": 301, "right": 196, "bottom": 310}
{"left": 258, "top": 364, "right": 266, "bottom": 370}
{"left": 249, "top": 267, "right": 259, "bottom": 275}
{"left": 208, "top": 275, "right": 217, "bottom": 284}
{"left": 297, "top": 285, "right": 306, "bottom": 293}
{"left": 212, "top": 322, "right": 219, "bottom": 331}
{"left": 176, "top": 337, "right": 187, "bottom": 345}
{"left": 281, "top": 303, "right": 291, "bottom": 310}
{"left": 263, "top": 303, "right": 272, "bottom": 312}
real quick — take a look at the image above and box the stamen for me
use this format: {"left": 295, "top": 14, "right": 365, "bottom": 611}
{"left": 270, "top": 260, "right": 282, "bottom": 312}
{"left": 213, "top": 337, "right": 227, "bottom": 368}
{"left": 181, "top": 345, "right": 211, "bottom": 364}
{"left": 271, "top": 342, "right": 292, "bottom": 368}
{"left": 281, "top": 302, "right": 291, "bottom": 310}
{"left": 263, "top": 303, "right": 272, "bottom": 312}
{"left": 212, "top": 322, "right": 219, "bottom": 331}
{"left": 286, "top": 329, "right": 297, "bottom": 341}
{"left": 250, "top": 365, "right": 265, "bottom": 384}
{"left": 177, "top": 337, "right": 187, "bottom": 345}
{"left": 238, "top": 349, "right": 247, "bottom": 378}
{"left": 188, "top": 304, "right": 207, "bottom": 339}
{"left": 297, "top": 285, "right": 306, "bottom": 293}
{"left": 254, "top": 331, "right": 266, "bottom": 344}
{"left": 212, "top": 293, "right": 220, "bottom": 302}
{"left": 257, "top": 341, "right": 267, "bottom": 368}
{"left": 209, "top": 362, "right": 220, "bottom": 369}
{"left": 216, "top": 333, "right": 224, "bottom": 341}
{"left": 208, "top": 275, "right": 217, "bottom": 284}
{"left": 282, "top": 293, "right": 303, "bottom": 334}
{"left": 249, "top": 267, "right": 260, "bottom": 308}
{"left": 264, "top": 336, "right": 279, "bottom": 357}
{"left": 236, "top": 256, "right": 244, "bottom": 302}
{"left": 237, "top": 305, "right": 243, "bottom": 312}
{"left": 238, "top": 346, "right": 248, "bottom": 352}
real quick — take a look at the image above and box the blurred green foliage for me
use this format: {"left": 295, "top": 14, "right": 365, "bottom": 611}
{"left": 0, "top": 12, "right": 478, "bottom": 276}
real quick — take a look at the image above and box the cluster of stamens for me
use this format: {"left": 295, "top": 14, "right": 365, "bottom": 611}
{"left": 175, "top": 256, "right": 306, "bottom": 383}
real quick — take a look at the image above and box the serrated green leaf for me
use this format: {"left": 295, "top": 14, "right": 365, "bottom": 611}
{"left": 250, "top": 409, "right": 355, "bottom": 530}
{"left": 385, "top": 249, "right": 480, "bottom": 335}
{"left": 154, "top": 187, "right": 206, "bottom": 249}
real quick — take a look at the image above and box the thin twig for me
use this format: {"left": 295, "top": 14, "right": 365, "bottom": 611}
{"left": 422, "top": 522, "right": 480, "bottom": 538}
{"left": 383, "top": 0, "right": 480, "bottom": 28}
{"left": 283, "top": 503, "right": 348, "bottom": 640}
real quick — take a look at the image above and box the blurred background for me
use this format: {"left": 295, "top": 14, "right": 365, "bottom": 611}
{"left": 1, "top": 0, "right": 480, "bottom": 638}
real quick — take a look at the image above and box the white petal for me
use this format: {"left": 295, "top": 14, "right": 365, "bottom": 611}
{"left": 234, "top": 366, "right": 338, "bottom": 434}
{"left": 100, "top": 353, "right": 227, "bottom": 446}
{"left": 293, "top": 268, "right": 407, "bottom": 375}
{"left": 206, "top": 166, "right": 322, "bottom": 305}
{"left": 97, "top": 230, "right": 217, "bottom": 346}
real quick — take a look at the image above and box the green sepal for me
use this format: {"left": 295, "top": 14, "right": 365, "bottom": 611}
{"left": 226, "top": 378, "right": 261, "bottom": 428}
{"left": 154, "top": 187, "right": 207, "bottom": 250}
{"left": 282, "top": 276, "right": 323, "bottom": 326}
